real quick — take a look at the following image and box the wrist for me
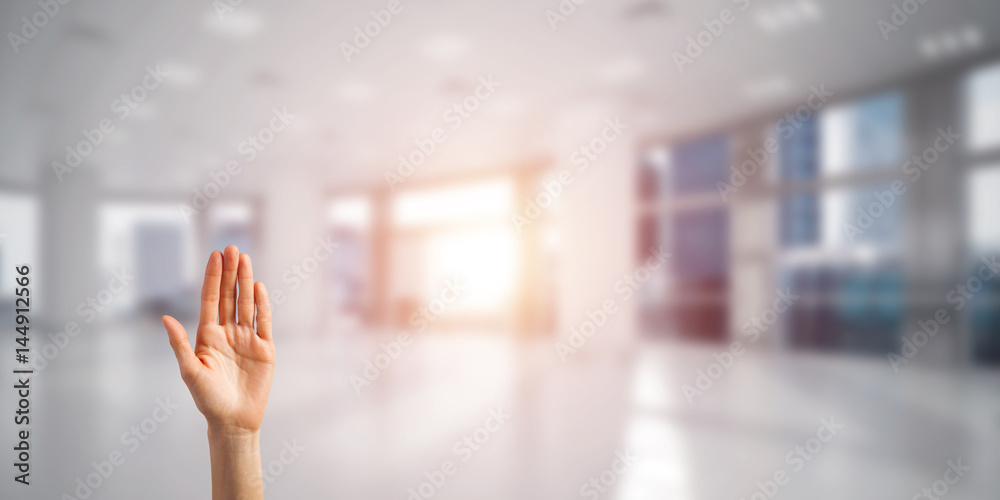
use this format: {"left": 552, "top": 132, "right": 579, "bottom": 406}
{"left": 207, "top": 424, "right": 260, "bottom": 449}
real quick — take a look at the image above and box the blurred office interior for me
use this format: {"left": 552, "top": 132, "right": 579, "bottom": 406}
{"left": 1, "top": 0, "right": 1000, "bottom": 499}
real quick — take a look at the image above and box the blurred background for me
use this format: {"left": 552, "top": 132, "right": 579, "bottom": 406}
{"left": 1, "top": 0, "right": 1000, "bottom": 498}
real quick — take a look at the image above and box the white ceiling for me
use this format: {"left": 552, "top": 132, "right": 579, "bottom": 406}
{"left": 1, "top": 0, "right": 998, "bottom": 192}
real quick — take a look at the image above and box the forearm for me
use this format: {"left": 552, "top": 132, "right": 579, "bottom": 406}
{"left": 208, "top": 425, "right": 264, "bottom": 500}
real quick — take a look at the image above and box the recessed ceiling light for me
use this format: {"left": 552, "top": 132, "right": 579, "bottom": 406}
{"left": 744, "top": 75, "right": 793, "bottom": 100}
{"left": 941, "top": 32, "right": 961, "bottom": 52}
{"left": 963, "top": 25, "right": 983, "bottom": 48}
{"left": 754, "top": 0, "right": 822, "bottom": 34}
{"left": 338, "top": 82, "right": 374, "bottom": 103}
{"left": 420, "top": 34, "right": 472, "bottom": 62}
{"left": 775, "top": 5, "right": 799, "bottom": 26}
{"left": 917, "top": 25, "right": 984, "bottom": 60}
{"left": 598, "top": 56, "right": 646, "bottom": 84}
{"left": 107, "top": 128, "right": 129, "bottom": 146}
{"left": 755, "top": 11, "right": 780, "bottom": 33}
{"left": 202, "top": 9, "right": 263, "bottom": 39}
{"left": 919, "top": 38, "right": 939, "bottom": 58}
{"left": 798, "top": 0, "right": 822, "bottom": 21}
{"left": 158, "top": 61, "right": 201, "bottom": 87}
{"left": 484, "top": 95, "right": 526, "bottom": 116}
{"left": 131, "top": 103, "right": 159, "bottom": 121}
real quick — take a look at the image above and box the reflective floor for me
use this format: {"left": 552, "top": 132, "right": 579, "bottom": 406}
{"left": 2, "top": 319, "right": 999, "bottom": 499}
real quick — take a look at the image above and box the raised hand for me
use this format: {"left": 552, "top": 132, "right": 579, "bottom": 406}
{"left": 161, "top": 245, "right": 275, "bottom": 500}
{"left": 162, "top": 245, "right": 276, "bottom": 431}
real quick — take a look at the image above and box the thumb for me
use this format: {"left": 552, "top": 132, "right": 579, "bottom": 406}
{"left": 161, "top": 315, "right": 201, "bottom": 383}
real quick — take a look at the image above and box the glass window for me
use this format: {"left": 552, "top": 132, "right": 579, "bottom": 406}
{"left": 670, "top": 134, "right": 730, "bottom": 195}
{"left": 966, "top": 166, "right": 1000, "bottom": 252}
{"left": 329, "top": 196, "right": 372, "bottom": 230}
{"left": 822, "top": 91, "right": 905, "bottom": 174}
{"left": 390, "top": 178, "right": 520, "bottom": 326}
{"left": 671, "top": 207, "right": 728, "bottom": 290}
{"left": 638, "top": 146, "right": 672, "bottom": 202}
{"left": 393, "top": 179, "right": 513, "bottom": 227}
{"left": 327, "top": 197, "right": 372, "bottom": 318}
{"left": 778, "top": 114, "right": 821, "bottom": 248}
{"left": 98, "top": 202, "right": 198, "bottom": 314}
{"left": 970, "top": 279, "right": 1000, "bottom": 364}
{"left": 208, "top": 202, "right": 255, "bottom": 255}
{"left": 780, "top": 194, "right": 820, "bottom": 247}
{"left": 821, "top": 182, "right": 903, "bottom": 249}
{"left": 780, "top": 262, "right": 903, "bottom": 354}
{"left": 0, "top": 193, "right": 39, "bottom": 298}
{"left": 779, "top": 115, "right": 819, "bottom": 182}
{"left": 965, "top": 61, "right": 1000, "bottom": 152}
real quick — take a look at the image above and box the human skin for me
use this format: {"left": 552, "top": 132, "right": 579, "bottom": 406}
{"left": 161, "top": 245, "right": 276, "bottom": 500}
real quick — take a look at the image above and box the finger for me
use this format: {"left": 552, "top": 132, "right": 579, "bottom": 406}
{"left": 254, "top": 281, "right": 273, "bottom": 341}
{"left": 237, "top": 253, "right": 255, "bottom": 326}
{"left": 199, "top": 251, "right": 223, "bottom": 327}
{"left": 220, "top": 245, "right": 240, "bottom": 325}
{"left": 161, "top": 316, "right": 202, "bottom": 383}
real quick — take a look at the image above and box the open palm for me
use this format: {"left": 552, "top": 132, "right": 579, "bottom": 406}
{"left": 162, "top": 245, "right": 275, "bottom": 432}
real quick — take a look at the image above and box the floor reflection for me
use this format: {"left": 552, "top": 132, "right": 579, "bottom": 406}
{"left": 1, "top": 319, "right": 998, "bottom": 499}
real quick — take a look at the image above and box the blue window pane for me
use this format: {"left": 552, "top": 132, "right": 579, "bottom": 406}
{"left": 780, "top": 265, "right": 838, "bottom": 350}
{"left": 825, "top": 182, "right": 903, "bottom": 248}
{"left": 970, "top": 262, "right": 1000, "bottom": 365}
{"left": 822, "top": 91, "right": 905, "bottom": 173}
{"left": 779, "top": 115, "right": 819, "bottom": 182}
{"left": 781, "top": 193, "right": 819, "bottom": 247}
{"left": 836, "top": 265, "right": 904, "bottom": 354}
{"left": 778, "top": 115, "right": 820, "bottom": 248}
{"left": 672, "top": 208, "right": 728, "bottom": 290}
{"left": 966, "top": 61, "right": 1000, "bottom": 152}
{"left": 672, "top": 135, "right": 730, "bottom": 195}
{"left": 781, "top": 263, "right": 903, "bottom": 354}
{"left": 856, "top": 93, "right": 905, "bottom": 168}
